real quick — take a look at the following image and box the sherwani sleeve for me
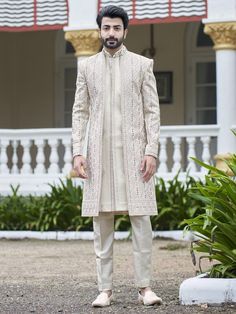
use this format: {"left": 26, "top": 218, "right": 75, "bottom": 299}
{"left": 142, "top": 59, "right": 160, "bottom": 159}
{"left": 72, "top": 60, "right": 90, "bottom": 158}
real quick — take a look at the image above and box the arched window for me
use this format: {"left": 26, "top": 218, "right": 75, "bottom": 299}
{"left": 55, "top": 30, "right": 77, "bottom": 127}
{"left": 185, "top": 22, "right": 216, "bottom": 125}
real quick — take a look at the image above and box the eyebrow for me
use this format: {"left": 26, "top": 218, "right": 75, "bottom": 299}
{"left": 102, "top": 24, "right": 122, "bottom": 27}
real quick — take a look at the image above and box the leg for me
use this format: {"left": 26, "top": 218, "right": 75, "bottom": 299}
{"left": 129, "top": 215, "right": 153, "bottom": 288}
{"left": 93, "top": 212, "right": 114, "bottom": 292}
{"left": 130, "top": 215, "right": 162, "bottom": 306}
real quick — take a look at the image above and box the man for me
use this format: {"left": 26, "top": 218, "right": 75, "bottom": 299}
{"left": 72, "top": 5, "right": 161, "bottom": 308}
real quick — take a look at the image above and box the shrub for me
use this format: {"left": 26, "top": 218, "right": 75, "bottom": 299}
{"left": 151, "top": 173, "right": 204, "bottom": 231}
{"left": 0, "top": 175, "right": 204, "bottom": 232}
{"left": 184, "top": 155, "right": 236, "bottom": 278}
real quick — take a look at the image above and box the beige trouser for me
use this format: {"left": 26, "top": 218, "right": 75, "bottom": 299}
{"left": 93, "top": 213, "right": 153, "bottom": 291}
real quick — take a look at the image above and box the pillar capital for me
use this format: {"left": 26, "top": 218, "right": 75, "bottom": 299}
{"left": 204, "top": 22, "right": 236, "bottom": 50}
{"left": 64, "top": 30, "right": 101, "bottom": 57}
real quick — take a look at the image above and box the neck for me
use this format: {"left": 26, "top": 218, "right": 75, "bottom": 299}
{"left": 104, "top": 44, "right": 123, "bottom": 56}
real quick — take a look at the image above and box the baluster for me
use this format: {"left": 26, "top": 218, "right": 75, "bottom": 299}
{"left": 172, "top": 136, "right": 182, "bottom": 172}
{"left": 201, "top": 136, "right": 211, "bottom": 173}
{"left": 0, "top": 139, "right": 10, "bottom": 174}
{"left": 34, "top": 139, "right": 46, "bottom": 174}
{"left": 48, "top": 138, "right": 60, "bottom": 173}
{"left": 11, "top": 140, "right": 19, "bottom": 174}
{"left": 62, "top": 137, "right": 72, "bottom": 175}
{"left": 158, "top": 137, "right": 168, "bottom": 173}
{"left": 21, "top": 139, "right": 32, "bottom": 173}
{"left": 186, "top": 136, "right": 197, "bottom": 172}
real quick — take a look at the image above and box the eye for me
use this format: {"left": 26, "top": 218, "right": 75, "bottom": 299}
{"left": 102, "top": 26, "right": 109, "bottom": 31}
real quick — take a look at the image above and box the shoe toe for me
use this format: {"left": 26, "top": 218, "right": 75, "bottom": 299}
{"left": 92, "top": 292, "right": 112, "bottom": 307}
{"left": 139, "top": 291, "right": 162, "bottom": 306}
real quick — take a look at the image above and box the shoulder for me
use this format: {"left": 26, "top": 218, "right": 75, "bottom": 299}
{"left": 126, "top": 50, "right": 153, "bottom": 69}
{"left": 78, "top": 51, "right": 102, "bottom": 68}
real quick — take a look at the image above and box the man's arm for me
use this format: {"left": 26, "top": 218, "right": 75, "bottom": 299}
{"left": 140, "top": 59, "right": 160, "bottom": 182}
{"left": 72, "top": 60, "right": 90, "bottom": 178}
{"left": 142, "top": 59, "right": 160, "bottom": 159}
{"left": 72, "top": 60, "right": 90, "bottom": 158}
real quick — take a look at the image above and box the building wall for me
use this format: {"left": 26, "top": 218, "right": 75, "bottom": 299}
{"left": 0, "top": 23, "right": 186, "bottom": 128}
{"left": 0, "top": 31, "right": 56, "bottom": 128}
{"left": 126, "top": 22, "right": 186, "bottom": 125}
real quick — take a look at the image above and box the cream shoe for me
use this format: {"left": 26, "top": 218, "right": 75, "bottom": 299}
{"left": 92, "top": 291, "right": 113, "bottom": 307}
{"left": 138, "top": 290, "right": 162, "bottom": 306}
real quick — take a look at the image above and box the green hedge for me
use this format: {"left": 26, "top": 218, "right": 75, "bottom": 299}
{"left": 0, "top": 174, "right": 204, "bottom": 231}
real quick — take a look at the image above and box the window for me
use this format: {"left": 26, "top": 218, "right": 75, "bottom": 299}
{"left": 185, "top": 23, "right": 216, "bottom": 125}
{"left": 55, "top": 31, "right": 77, "bottom": 127}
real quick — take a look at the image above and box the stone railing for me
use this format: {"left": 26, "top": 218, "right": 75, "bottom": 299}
{"left": 0, "top": 125, "right": 219, "bottom": 195}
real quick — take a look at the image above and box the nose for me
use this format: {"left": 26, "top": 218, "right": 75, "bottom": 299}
{"left": 108, "top": 28, "right": 115, "bottom": 37}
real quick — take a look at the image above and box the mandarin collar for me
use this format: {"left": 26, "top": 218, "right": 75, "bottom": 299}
{"left": 102, "top": 45, "right": 127, "bottom": 58}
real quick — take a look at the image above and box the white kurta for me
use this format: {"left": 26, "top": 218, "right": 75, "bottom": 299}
{"left": 100, "top": 46, "right": 128, "bottom": 213}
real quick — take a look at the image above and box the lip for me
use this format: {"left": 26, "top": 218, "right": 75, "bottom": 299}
{"left": 106, "top": 39, "right": 117, "bottom": 43}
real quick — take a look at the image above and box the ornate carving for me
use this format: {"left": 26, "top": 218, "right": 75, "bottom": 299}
{"left": 65, "top": 30, "right": 101, "bottom": 56}
{"left": 204, "top": 22, "right": 236, "bottom": 50}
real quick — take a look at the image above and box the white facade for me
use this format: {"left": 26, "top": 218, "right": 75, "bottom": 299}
{"left": 0, "top": 0, "right": 236, "bottom": 194}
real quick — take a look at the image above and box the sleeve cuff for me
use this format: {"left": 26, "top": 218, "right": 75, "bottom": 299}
{"left": 145, "top": 145, "right": 158, "bottom": 159}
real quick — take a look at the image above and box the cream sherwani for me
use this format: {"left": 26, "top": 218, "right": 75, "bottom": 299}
{"left": 72, "top": 45, "right": 160, "bottom": 291}
{"left": 72, "top": 45, "right": 160, "bottom": 217}
{"left": 101, "top": 48, "right": 128, "bottom": 213}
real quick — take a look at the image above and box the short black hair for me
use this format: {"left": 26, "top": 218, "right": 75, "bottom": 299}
{"left": 96, "top": 5, "right": 129, "bottom": 30}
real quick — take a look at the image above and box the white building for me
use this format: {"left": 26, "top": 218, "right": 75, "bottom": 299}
{"left": 0, "top": 0, "right": 235, "bottom": 195}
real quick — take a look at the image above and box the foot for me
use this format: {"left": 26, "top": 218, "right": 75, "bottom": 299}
{"left": 138, "top": 288, "right": 162, "bottom": 306}
{"left": 92, "top": 290, "right": 113, "bottom": 307}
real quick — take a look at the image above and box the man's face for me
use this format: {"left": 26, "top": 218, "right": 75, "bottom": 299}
{"left": 100, "top": 17, "right": 127, "bottom": 50}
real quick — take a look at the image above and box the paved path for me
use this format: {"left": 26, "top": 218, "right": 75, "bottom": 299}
{"left": 0, "top": 239, "right": 235, "bottom": 313}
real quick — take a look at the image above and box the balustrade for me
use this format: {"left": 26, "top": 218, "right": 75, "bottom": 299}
{"left": 0, "top": 125, "right": 219, "bottom": 194}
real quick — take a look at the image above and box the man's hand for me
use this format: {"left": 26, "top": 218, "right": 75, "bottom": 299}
{"left": 73, "top": 155, "right": 88, "bottom": 179}
{"left": 140, "top": 155, "right": 157, "bottom": 182}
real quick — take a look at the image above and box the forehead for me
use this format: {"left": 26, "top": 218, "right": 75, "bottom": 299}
{"left": 101, "top": 17, "right": 123, "bottom": 27}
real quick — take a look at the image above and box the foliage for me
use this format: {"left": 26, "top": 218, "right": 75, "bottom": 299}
{"left": 184, "top": 154, "right": 236, "bottom": 278}
{"left": 151, "top": 173, "right": 204, "bottom": 231}
{"left": 0, "top": 186, "right": 41, "bottom": 230}
{"left": 0, "top": 179, "right": 92, "bottom": 231}
{"left": 114, "top": 173, "right": 204, "bottom": 232}
{"left": 0, "top": 175, "right": 204, "bottom": 232}
{"left": 34, "top": 179, "right": 92, "bottom": 231}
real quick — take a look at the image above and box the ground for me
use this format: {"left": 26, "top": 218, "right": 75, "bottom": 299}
{"left": 0, "top": 238, "right": 235, "bottom": 313}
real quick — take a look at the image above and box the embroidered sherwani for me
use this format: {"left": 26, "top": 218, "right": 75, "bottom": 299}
{"left": 72, "top": 45, "right": 160, "bottom": 217}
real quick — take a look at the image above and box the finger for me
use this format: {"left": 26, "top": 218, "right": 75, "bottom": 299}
{"left": 143, "top": 165, "right": 155, "bottom": 182}
{"left": 140, "top": 159, "right": 146, "bottom": 172}
{"left": 143, "top": 161, "right": 151, "bottom": 176}
{"left": 80, "top": 165, "right": 88, "bottom": 178}
{"left": 82, "top": 160, "right": 87, "bottom": 170}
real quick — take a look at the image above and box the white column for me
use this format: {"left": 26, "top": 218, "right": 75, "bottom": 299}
{"left": 172, "top": 137, "right": 182, "bottom": 172}
{"left": 34, "top": 139, "right": 46, "bottom": 174}
{"left": 0, "top": 139, "right": 10, "bottom": 174}
{"left": 186, "top": 137, "right": 197, "bottom": 172}
{"left": 21, "top": 139, "right": 32, "bottom": 174}
{"left": 216, "top": 50, "right": 236, "bottom": 152}
{"left": 11, "top": 140, "right": 19, "bottom": 174}
{"left": 158, "top": 137, "right": 168, "bottom": 173}
{"left": 48, "top": 139, "right": 60, "bottom": 174}
{"left": 62, "top": 137, "right": 72, "bottom": 175}
{"left": 204, "top": 22, "right": 236, "bottom": 154}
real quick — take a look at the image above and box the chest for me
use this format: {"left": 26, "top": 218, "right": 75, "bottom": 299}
{"left": 86, "top": 57, "right": 144, "bottom": 99}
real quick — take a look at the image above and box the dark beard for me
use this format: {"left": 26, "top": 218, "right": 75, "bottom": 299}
{"left": 102, "top": 37, "right": 124, "bottom": 49}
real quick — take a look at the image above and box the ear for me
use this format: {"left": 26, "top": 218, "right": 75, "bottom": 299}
{"left": 98, "top": 29, "right": 101, "bottom": 38}
{"left": 124, "top": 29, "right": 128, "bottom": 39}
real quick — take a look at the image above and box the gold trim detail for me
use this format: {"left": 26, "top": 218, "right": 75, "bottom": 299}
{"left": 204, "top": 22, "right": 236, "bottom": 50}
{"left": 65, "top": 30, "right": 101, "bottom": 57}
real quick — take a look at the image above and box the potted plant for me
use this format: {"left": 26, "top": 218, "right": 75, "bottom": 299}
{"left": 179, "top": 152, "right": 236, "bottom": 305}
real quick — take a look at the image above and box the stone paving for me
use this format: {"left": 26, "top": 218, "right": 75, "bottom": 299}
{"left": 0, "top": 239, "right": 235, "bottom": 313}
